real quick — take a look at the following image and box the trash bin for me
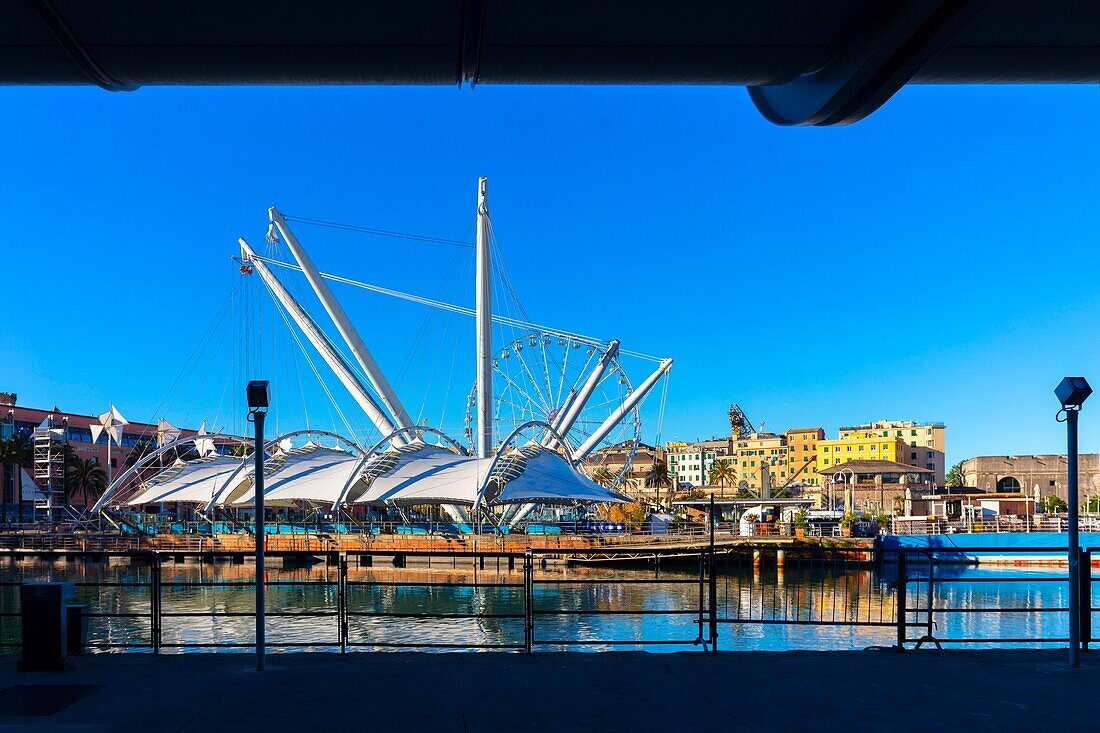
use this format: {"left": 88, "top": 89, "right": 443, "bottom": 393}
{"left": 17, "top": 581, "right": 75, "bottom": 671}
{"left": 66, "top": 604, "right": 88, "bottom": 656}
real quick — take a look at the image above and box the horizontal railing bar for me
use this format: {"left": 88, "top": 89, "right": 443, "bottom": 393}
{"left": 906, "top": 576, "right": 1068, "bottom": 583}
{"left": 715, "top": 618, "right": 896, "bottom": 627}
{"left": 929, "top": 607, "right": 1069, "bottom": 614}
{"left": 83, "top": 613, "right": 150, "bottom": 618}
{"left": 532, "top": 639, "right": 699, "bottom": 646}
{"left": 532, "top": 579, "right": 699, "bottom": 585}
{"left": 344, "top": 642, "right": 525, "bottom": 649}
{"left": 161, "top": 581, "right": 337, "bottom": 587}
{"left": 349, "top": 607, "right": 525, "bottom": 611}
{"left": 346, "top": 581, "right": 523, "bottom": 588}
{"left": 925, "top": 637, "right": 1071, "bottom": 643}
{"left": 160, "top": 607, "right": 336, "bottom": 611}
{"left": 532, "top": 609, "right": 699, "bottom": 616}
{"left": 85, "top": 642, "right": 153, "bottom": 648}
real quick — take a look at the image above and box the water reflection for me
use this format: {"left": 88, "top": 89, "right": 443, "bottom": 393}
{"left": 0, "top": 557, "right": 1088, "bottom": 652}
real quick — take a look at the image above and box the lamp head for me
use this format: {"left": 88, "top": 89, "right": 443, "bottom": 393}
{"left": 1056, "top": 376, "right": 1092, "bottom": 409}
{"left": 246, "top": 380, "right": 270, "bottom": 410}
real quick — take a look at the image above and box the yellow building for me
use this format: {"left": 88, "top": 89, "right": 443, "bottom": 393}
{"left": 718, "top": 432, "right": 789, "bottom": 494}
{"left": 816, "top": 431, "right": 908, "bottom": 482}
{"left": 784, "top": 427, "right": 825, "bottom": 486}
{"left": 839, "top": 420, "right": 946, "bottom": 484}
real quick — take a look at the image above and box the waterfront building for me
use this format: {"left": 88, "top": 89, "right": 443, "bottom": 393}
{"left": 783, "top": 427, "right": 825, "bottom": 486}
{"left": 0, "top": 391, "right": 203, "bottom": 516}
{"left": 815, "top": 431, "right": 909, "bottom": 482}
{"left": 586, "top": 441, "right": 667, "bottom": 494}
{"left": 960, "top": 454, "right": 1100, "bottom": 504}
{"left": 728, "top": 432, "right": 788, "bottom": 494}
{"left": 820, "top": 460, "right": 935, "bottom": 514}
{"left": 840, "top": 419, "right": 946, "bottom": 484}
{"left": 667, "top": 438, "right": 731, "bottom": 488}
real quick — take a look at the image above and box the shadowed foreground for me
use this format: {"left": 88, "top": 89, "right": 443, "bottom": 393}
{"left": 1, "top": 650, "right": 1098, "bottom": 732}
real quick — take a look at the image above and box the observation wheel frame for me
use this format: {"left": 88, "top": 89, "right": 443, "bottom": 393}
{"left": 464, "top": 330, "right": 641, "bottom": 488}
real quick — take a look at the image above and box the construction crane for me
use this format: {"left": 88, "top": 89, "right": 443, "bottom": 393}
{"left": 728, "top": 404, "right": 755, "bottom": 439}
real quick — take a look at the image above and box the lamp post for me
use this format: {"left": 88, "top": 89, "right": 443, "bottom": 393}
{"left": 836, "top": 467, "right": 855, "bottom": 514}
{"left": 1055, "top": 376, "right": 1091, "bottom": 668}
{"left": 246, "top": 380, "right": 269, "bottom": 672}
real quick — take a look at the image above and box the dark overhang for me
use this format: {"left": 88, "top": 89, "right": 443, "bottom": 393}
{"left": 4, "top": 1, "right": 1099, "bottom": 125}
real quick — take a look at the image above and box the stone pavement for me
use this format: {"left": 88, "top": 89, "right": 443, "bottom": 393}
{"left": 0, "top": 649, "right": 1097, "bottom": 732}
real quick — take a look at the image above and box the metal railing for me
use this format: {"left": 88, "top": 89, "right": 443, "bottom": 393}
{"left": 2, "top": 546, "right": 1098, "bottom": 653}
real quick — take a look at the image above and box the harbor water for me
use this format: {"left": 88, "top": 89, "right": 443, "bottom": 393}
{"left": 0, "top": 556, "right": 1091, "bottom": 652}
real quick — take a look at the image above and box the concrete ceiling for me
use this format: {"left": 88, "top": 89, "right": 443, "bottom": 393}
{"left": 4, "top": 1, "right": 1099, "bottom": 125}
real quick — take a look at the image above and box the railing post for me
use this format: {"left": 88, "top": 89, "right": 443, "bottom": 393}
{"left": 1081, "top": 549, "right": 1092, "bottom": 652}
{"left": 151, "top": 553, "right": 161, "bottom": 655}
{"left": 708, "top": 490, "right": 717, "bottom": 651}
{"left": 339, "top": 553, "right": 348, "bottom": 654}
{"left": 896, "top": 551, "right": 907, "bottom": 650}
{"left": 523, "top": 552, "right": 533, "bottom": 654}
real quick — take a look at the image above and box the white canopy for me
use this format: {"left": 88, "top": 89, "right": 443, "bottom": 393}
{"left": 354, "top": 445, "right": 488, "bottom": 506}
{"left": 233, "top": 444, "right": 364, "bottom": 506}
{"left": 493, "top": 450, "right": 628, "bottom": 504}
{"left": 126, "top": 455, "right": 246, "bottom": 505}
{"left": 353, "top": 444, "right": 627, "bottom": 507}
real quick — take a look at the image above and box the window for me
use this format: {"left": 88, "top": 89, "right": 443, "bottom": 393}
{"left": 927, "top": 451, "right": 933, "bottom": 459}
{"left": 859, "top": 445, "right": 864, "bottom": 451}
{"left": 846, "top": 446, "right": 852, "bottom": 452}
{"left": 927, "top": 463, "right": 934, "bottom": 470}
{"left": 910, "top": 452, "right": 917, "bottom": 460}
{"left": 68, "top": 426, "right": 93, "bottom": 443}
{"left": 911, "top": 430, "right": 917, "bottom": 436}
{"left": 1049, "top": 480, "right": 1056, "bottom": 487}
{"left": 997, "top": 476, "right": 1021, "bottom": 492}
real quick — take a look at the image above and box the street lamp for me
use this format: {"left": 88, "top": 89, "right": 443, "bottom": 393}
{"left": 246, "top": 379, "right": 269, "bottom": 672}
{"left": 1056, "top": 375, "right": 1091, "bottom": 668}
{"left": 836, "top": 467, "right": 855, "bottom": 514}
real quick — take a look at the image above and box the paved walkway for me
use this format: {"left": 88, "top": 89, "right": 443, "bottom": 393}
{"left": 0, "top": 650, "right": 1097, "bottom": 732}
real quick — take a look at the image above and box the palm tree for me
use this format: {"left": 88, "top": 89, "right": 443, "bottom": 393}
{"left": 591, "top": 467, "right": 614, "bottom": 487}
{"left": 124, "top": 440, "right": 154, "bottom": 468}
{"left": 0, "top": 433, "right": 33, "bottom": 523}
{"left": 66, "top": 457, "right": 107, "bottom": 508}
{"left": 0, "top": 438, "right": 16, "bottom": 524}
{"left": 643, "top": 461, "right": 672, "bottom": 510}
{"left": 708, "top": 460, "right": 736, "bottom": 491}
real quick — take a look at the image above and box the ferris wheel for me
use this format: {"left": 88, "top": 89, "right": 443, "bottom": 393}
{"left": 464, "top": 331, "right": 641, "bottom": 488}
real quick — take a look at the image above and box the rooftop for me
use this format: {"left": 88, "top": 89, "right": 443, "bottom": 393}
{"left": 819, "top": 460, "right": 935, "bottom": 476}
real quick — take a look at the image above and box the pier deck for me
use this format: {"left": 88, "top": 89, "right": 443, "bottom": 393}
{"left": 1, "top": 649, "right": 1096, "bottom": 732}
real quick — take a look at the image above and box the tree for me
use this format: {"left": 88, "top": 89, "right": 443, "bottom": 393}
{"left": 66, "top": 457, "right": 108, "bottom": 508}
{"left": 945, "top": 461, "right": 965, "bottom": 487}
{"left": 708, "top": 460, "right": 736, "bottom": 488}
{"left": 124, "top": 440, "right": 155, "bottom": 468}
{"left": 0, "top": 433, "right": 32, "bottom": 523}
{"left": 1041, "top": 494, "right": 1067, "bottom": 514}
{"left": 643, "top": 462, "right": 671, "bottom": 489}
{"left": 591, "top": 467, "right": 614, "bottom": 487}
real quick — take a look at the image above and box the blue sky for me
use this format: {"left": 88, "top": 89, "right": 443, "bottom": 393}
{"left": 1, "top": 82, "right": 1098, "bottom": 463}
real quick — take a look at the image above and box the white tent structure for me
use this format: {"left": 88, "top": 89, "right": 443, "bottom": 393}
{"left": 126, "top": 455, "right": 246, "bottom": 506}
{"left": 92, "top": 180, "right": 669, "bottom": 528}
{"left": 232, "top": 444, "right": 368, "bottom": 507}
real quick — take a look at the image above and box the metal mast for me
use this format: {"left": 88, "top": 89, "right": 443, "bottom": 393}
{"left": 268, "top": 207, "right": 414, "bottom": 433}
{"left": 475, "top": 177, "right": 493, "bottom": 459}
{"left": 574, "top": 358, "right": 673, "bottom": 460}
{"left": 545, "top": 340, "right": 620, "bottom": 450}
{"left": 240, "top": 239, "right": 405, "bottom": 446}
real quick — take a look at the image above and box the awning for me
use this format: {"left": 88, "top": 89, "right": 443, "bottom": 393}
{"left": 354, "top": 445, "right": 488, "bottom": 506}
{"left": 493, "top": 450, "right": 629, "bottom": 505}
{"left": 232, "top": 444, "right": 365, "bottom": 507}
{"left": 127, "top": 455, "right": 246, "bottom": 505}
